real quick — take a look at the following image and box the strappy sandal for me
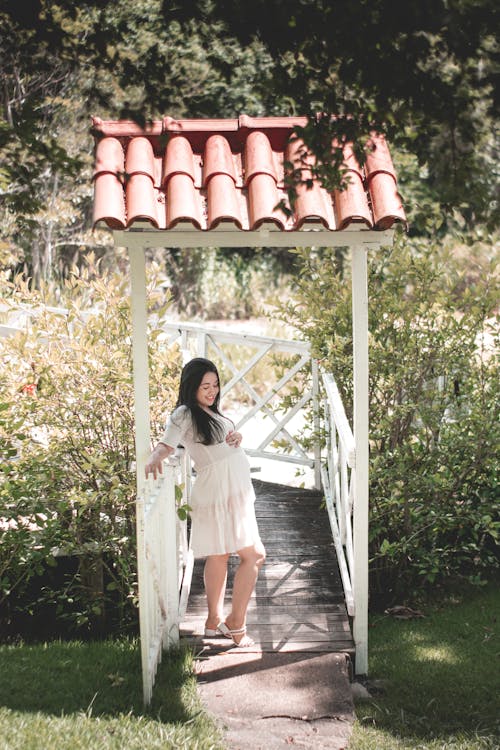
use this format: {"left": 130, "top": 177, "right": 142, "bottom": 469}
{"left": 203, "top": 623, "right": 226, "bottom": 637}
{"left": 217, "top": 622, "right": 255, "bottom": 647}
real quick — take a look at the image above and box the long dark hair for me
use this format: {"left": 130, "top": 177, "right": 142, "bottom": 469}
{"left": 176, "top": 358, "right": 227, "bottom": 445}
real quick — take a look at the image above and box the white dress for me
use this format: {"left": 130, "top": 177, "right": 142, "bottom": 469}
{"left": 160, "top": 405, "right": 261, "bottom": 558}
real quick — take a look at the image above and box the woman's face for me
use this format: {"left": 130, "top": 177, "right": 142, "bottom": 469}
{"left": 196, "top": 371, "right": 219, "bottom": 409}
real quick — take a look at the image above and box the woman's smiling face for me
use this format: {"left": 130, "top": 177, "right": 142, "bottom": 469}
{"left": 196, "top": 371, "right": 220, "bottom": 409}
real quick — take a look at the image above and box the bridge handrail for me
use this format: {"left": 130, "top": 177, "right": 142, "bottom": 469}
{"left": 161, "top": 320, "right": 311, "bottom": 354}
{"left": 321, "top": 370, "right": 356, "bottom": 617}
{"left": 137, "top": 450, "right": 192, "bottom": 705}
{"left": 322, "top": 372, "right": 355, "bottom": 468}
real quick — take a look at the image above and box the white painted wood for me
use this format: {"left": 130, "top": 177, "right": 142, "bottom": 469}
{"left": 321, "top": 465, "right": 355, "bottom": 616}
{"left": 351, "top": 245, "right": 369, "bottom": 675}
{"left": 337, "top": 441, "right": 346, "bottom": 544}
{"left": 129, "top": 248, "right": 151, "bottom": 488}
{"left": 163, "top": 320, "right": 310, "bottom": 353}
{"left": 162, "top": 323, "right": 317, "bottom": 470}
{"left": 244, "top": 449, "right": 314, "bottom": 466}
{"left": 0, "top": 325, "right": 23, "bottom": 337}
{"left": 111, "top": 227, "right": 393, "bottom": 249}
{"left": 222, "top": 344, "right": 274, "bottom": 392}
{"left": 322, "top": 373, "right": 356, "bottom": 466}
{"left": 256, "top": 391, "right": 311, "bottom": 450}
{"left": 320, "top": 376, "right": 356, "bottom": 616}
{"left": 312, "top": 357, "right": 322, "bottom": 489}
{"left": 137, "top": 458, "right": 192, "bottom": 704}
{"left": 164, "top": 464, "right": 180, "bottom": 649}
{"left": 128, "top": 247, "right": 154, "bottom": 704}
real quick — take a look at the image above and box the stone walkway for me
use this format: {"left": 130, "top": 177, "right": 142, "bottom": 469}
{"left": 196, "top": 651, "right": 354, "bottom": 749}
{"left": 181, "top": 480, "right": 356, "bottom": 748}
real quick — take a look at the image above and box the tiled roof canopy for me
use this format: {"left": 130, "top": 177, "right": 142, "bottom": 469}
{"left": 91, "top": 115, "right": 406, "bottom": 233}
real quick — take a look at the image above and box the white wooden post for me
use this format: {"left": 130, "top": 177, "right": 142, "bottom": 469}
{"left": 128, "top": 246, "right": 153, "bottom": 700}
{"left": 129, "top": 247, "right": 151, "bottom": 482}
{"left": 351, "top": 245, "right": 369, "bottom": 675}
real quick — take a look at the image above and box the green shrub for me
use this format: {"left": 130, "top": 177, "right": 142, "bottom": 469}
{"left": 0, "top": 258, "right": 182, "bottom": 636}
{"left": 279, "top": 233, "right": 499, "bottom": 604}
{"left": 159, "top": 245, "right": 292, "bottom": 319}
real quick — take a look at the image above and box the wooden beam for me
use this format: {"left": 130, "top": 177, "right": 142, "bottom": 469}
{"left": 112, "top": 227, "right": 393, "bottom": 249}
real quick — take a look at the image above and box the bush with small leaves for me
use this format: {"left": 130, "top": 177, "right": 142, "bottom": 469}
{"left": 279, "top": 232, "right": 499, "bottom": 604}
{"left": 0, "top": 257, "right": 182, "bottom": 636}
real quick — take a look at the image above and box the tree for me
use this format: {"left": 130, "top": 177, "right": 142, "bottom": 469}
{"left": 187, "top": 0, "right": 499, "bottom": 231}
{"left": 0, "top": 0, "right": 288, "bottom": 284}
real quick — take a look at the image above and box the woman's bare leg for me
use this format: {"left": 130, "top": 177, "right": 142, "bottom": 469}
{"left": 225, "top": 541, "right": 266, "bottom": 643}
{"left": 204, "top": 553, "right": 230, "bottom": 630}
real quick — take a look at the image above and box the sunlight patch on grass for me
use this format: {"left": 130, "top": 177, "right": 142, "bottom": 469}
{"left": 410, "top": 644, "right": 459, "bottom": 664}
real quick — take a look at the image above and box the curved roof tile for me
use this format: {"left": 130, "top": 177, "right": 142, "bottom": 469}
{"left": 206, "top": 174, "right": 243, "bottom": 229}
{"left": 333, "top": 142, "right": 372, "bottom": 229}
{"left": 286, "top": 137, "right": 333, "bottom": 229}
{"left": 125, "top": 136, "right": 155, "bottom": 178}
{"left": 92, "top": 137, "right": 126, "bottom": 229}
{"left": 124, "top": 138, "right": 158, "bottom": 227}
{"left": 162, "top": 135, "right": 196, "bottom": 185}
{"left": 364, "top": 134, "right": 406, "bottom": 228}
{"left": 244, "top": 131, "right": 285, "bottom": 229}
{"left": 203, "top": 135, "right": 238, "bottom": 186}
{"left": 368, "top": 172, "right": 407, "bottom": 230}
{"left": 244, "top": 130, "right": 278, "bottom": 184}
{"left": 365, "top": 133, "right": 396, "bottom": 179}
{"left": 166, "top": 174, "right": 202, "bottom": 229}
{"left": 91, "top": 116, "right": 407, "bottom": 233}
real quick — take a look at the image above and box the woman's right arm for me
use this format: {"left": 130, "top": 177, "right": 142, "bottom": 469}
{"left": 145, "top": 441, "right": 175, "bottom": 480}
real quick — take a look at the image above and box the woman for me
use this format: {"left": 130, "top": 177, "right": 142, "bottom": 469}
{"left": 145, "top": 357, "right": 266, "bottom": 647}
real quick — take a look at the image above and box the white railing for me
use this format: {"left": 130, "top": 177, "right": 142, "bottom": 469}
{"left": 320, "top": 372, "right": 356, "bottom": 617}
{"left": 136, "top": 451, "right": 192, "bottom": 705}
{"left": 162, "top": 321, "right": 322, "bottom": 488}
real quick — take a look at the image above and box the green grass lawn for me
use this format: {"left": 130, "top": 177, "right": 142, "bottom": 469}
{"left": 0, "top": 639, "right": 224, "bottom": 749}
{"left": 351, "top": 582, "right": 500, "bottom": 750}
{"left": 1, "top": 584, "right": 498, "bottom": 750}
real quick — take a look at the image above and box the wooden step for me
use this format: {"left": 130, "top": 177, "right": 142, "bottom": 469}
{"left": 181, "top": 479, "right": 355, "bottom": 655}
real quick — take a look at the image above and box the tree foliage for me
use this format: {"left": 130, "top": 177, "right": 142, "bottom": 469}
{"left": 0, "top": 0, "right": 287, "bottom": 284}
{"left": 197, "top": 0, "right": 500, "bottom": 231}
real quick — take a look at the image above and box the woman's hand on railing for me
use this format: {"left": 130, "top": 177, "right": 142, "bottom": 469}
{"left": 145, "top": 442, "right": 174, "bottom": 480}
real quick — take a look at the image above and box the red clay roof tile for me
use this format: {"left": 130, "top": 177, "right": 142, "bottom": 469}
{"left": 91, "top": 115, "right": 407, "bottom": 233}
{"left": 333, "top": 142, "right": 372, "bottom": 229}
{"left": 92, "top": 137, "right": 126, "bottom": 229}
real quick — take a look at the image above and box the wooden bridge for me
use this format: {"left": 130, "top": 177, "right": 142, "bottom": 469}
{"left": 182, "top": 479, "right": 354, "bottom": 657}
{"left": 1, "top": 310, "right": 364, "bottom": 705}
{"left": 115, "top": 320, "right": 366, "bottom": 704}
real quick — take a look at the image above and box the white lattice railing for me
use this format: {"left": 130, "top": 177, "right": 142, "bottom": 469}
{"left": 162, "top": 321, "right": 322, "bottom": 487}
{"left": 320, "top": 372, "right": 356, "bottom": 617}
{"left": 136, "top": 450, "right": 192, "bottom": 705}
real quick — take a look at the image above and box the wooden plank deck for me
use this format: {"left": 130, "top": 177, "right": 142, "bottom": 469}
{"left": 180, "top": 479, "right": 355, "bottom": 656}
